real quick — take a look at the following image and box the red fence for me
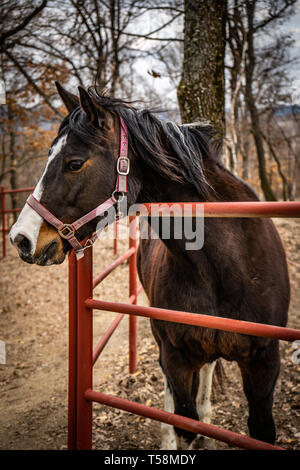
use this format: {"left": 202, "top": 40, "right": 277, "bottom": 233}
{"left": 68, "top": 201, "right": 300, "bottom": 451}
{"left": 0, "top": 186, "right": 34, "bottom": 257}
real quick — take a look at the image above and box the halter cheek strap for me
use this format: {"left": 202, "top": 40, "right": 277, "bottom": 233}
{"left": 26, "top": 117, "right": 129, "bottom": 260}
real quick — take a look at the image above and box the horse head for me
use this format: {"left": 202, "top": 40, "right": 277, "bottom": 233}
{"left": 10, "top": 81, "right": 217, "bottom": 266}
{"left": 10, "top": 83, "right": 130, "bottom": 265}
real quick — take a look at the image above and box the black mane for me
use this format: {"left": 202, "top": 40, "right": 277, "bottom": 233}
{"left": 59, "top": 87, "right": 222, "bottom": 198}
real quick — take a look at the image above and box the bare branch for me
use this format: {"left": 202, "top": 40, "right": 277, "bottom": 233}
{"left": 119, "top": 12, "right": 183, "bottom": 41}
{"left": 0, "top": 0, "right": 48, "bottom": 46}
{"left": 3, "top": 47, "right": 63, "bottom": 118}
{"left": 254, "top": 0, "right": 297, "bottom": 32}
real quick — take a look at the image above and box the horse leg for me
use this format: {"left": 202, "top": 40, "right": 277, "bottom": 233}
{"left": 192, "top": 361, "right": 216, "bottom": 449}
{"left": 159, "top": 339, "right": 200, "bottom": 450}
{"left": 160, "top": 373, "right": 177, "bottom": 450}
{"left": 150, "top": 326, "right": 177, "bottom": 449}
{"left": 238, "top": 340, "right": 280, "bottom": 444}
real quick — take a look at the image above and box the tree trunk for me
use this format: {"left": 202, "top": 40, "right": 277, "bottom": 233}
{"left": 241, "top": 138, "right": 250, "bottom": 180}
{"left": 244, "top": 1, "right": 276, "bottom": 201}
{"left": 229, "top": 39, "right": 247, "bottom": 175}
{"left": 177, "top": 0, "right": 227, "bottom": 137}
{"left": 261, "top": 130, "right": 289, "bottom": 201}
{"left": 109, "top": 0, "right": 121, "bottom": 96}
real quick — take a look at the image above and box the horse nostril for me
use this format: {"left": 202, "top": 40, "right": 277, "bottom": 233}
{"left": 15, "top": 234, "right": 32, "bottom": 255}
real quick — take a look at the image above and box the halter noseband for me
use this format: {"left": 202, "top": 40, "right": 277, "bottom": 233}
{"left": 26, "top": 117, "right": 129, "bottom": 260}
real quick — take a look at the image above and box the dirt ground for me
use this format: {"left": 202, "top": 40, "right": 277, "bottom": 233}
{"left": 0, "top": 219, "right": 299, "bottom": 451}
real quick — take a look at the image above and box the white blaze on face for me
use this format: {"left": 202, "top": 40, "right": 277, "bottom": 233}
{"left": 9, "top": 134, "right": 68, "bottom": 255}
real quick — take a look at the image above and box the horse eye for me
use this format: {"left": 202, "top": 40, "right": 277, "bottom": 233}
{"left": 67, "top": 160, "right": 85, "bottom": 171}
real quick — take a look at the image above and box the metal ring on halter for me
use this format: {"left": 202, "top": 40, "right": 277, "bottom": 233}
{"left": 112, "top": 190, "right": 125, "bottom": 203}
{"left": 74, "top": 238, "right": 95, "bottom": 258}
{"left": 84, "top": 238, "right": 96, "bottom": 248}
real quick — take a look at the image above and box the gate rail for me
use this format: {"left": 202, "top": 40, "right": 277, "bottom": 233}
{"left": 68, "top": 202, "right": 300, "bottom": 451}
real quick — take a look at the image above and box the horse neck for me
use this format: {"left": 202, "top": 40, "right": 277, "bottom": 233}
{"left": 134, "top": 157, "right": 259, "bottom": 264}
{"left": 136, "top": 162, "right": 209, "bottom": 205}
{"left": 135, "top": 161, "right": 213, "bottom": 264}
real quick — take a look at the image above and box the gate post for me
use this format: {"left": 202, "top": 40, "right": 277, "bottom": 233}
{"left": 76, "top": 247, "right": 93, "bottom": 449}
{"left": 129, "top": 216, "right": 137, "bottom": 373}
{"left": 68, "top": 250, "right": 78, "bottom": 450}
{"left": 1, "top": 187, "right": 6, "bottom": 258}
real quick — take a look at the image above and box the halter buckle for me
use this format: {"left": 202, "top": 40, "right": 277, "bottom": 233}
{"left": 58, "top": 224, "right": 75, "bottom": 239}
{"left": 117, "top": 157, "right": 130, "bottom": 175}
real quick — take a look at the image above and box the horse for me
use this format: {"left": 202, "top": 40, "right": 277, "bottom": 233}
{"left": 9, "top": 83, "right": 290, "bottom": 449}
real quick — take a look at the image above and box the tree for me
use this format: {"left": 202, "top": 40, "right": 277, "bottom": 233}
{"left": 243, "top": 0, "right": 276, "bottom": 200}
{"left": 1, "top": 0, "right": 299, "bottom": 204}
{"left": 226, "top": 0, "right": 297, "bottom": 200}
{"left": 177, "top": 0, "right": 227, "bottom": 136}
{"left": 0, "top": 90, "right": 57, "bottom": 218}
{"left": 0, "top": 0, "right": 64, "bottom": 117}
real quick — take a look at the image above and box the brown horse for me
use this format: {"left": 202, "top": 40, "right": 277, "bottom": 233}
{"left": 10, "top": 83, "right": 290, "bottom": 449}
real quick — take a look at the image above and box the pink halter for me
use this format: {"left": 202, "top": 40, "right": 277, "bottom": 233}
{"left": 26, "top": 117, "right": 129, "bottom": 260}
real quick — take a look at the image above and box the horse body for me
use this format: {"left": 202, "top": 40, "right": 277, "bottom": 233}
{"left": 137, "top": 158, "right": 289, "bottom": 448}
{"left": 10, "top": 84, "right": 290, "bottom": 449}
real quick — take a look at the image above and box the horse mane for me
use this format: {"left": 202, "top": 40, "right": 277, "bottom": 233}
{"left": 60, "top": 87, "right": 222, "bottom": 198}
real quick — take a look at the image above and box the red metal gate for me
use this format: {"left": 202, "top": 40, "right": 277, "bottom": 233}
{"left": 68, "top": 202, "right": 300, "bottom": 451}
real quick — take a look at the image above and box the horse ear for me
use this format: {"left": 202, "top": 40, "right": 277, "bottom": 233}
{"left": 55, "top": 81, "right": 79, "bottom": 113}
{"left": 78, "top": 86, "right": 100, "bottom": 128}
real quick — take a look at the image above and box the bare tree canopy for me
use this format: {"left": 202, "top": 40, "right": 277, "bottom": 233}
{"left": 0, "top": 0, "right": 299, "bottom": 202}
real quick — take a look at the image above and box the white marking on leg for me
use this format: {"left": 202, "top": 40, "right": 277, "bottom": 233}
{"left": 195, "top": 361, "right": 216, "bottom": 449}
{"left": 160, "top": 373, "right": 177, "bottom": 450}
{"left": 9, "top": 134, "right": 68, "bottom": 254}
{"left": 197, "top": 362, "right": 216, "bottom": 423}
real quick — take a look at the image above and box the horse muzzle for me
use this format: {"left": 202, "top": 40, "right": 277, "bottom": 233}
{"left": 10, "top": 221, "right": 66, "bottom": 265}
